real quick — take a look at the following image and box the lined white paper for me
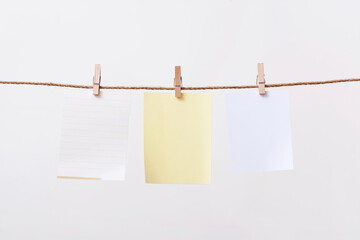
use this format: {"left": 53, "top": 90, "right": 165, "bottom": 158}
{"left": 58, "top": 90, "right": 131, "bottom": 180}
{"left": 227, "top": 90, "right": 293, "bottom": 172}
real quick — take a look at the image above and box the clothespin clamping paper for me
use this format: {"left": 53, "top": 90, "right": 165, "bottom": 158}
{"left": 93, "top": 64, "right": 101, "bottom": 96}
{"left": 256, "top": 63, "right": 266, "bottom": 95}
{"left": 174, "top": 66, "right": 182, "bottom": 98}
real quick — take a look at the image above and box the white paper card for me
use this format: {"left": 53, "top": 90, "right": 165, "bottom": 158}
{"left": 227, "top": 90, "right": 293, "bottom": 172}
{"left": 58, "top": 90, "right": 131, "bottom": 180}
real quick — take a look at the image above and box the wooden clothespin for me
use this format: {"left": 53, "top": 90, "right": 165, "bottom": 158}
{"left": 174, "top": 66, "right": 182, "bottom": 98}
{"left": 256, "top": 63, "right": 266, "bottom": 95}
{"left": 93, "top": 64, "right": 101, "bottom": 96}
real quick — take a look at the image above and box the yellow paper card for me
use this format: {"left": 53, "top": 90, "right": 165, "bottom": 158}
{"left": 144, "top": 92, "right": 212, "bottom": 184}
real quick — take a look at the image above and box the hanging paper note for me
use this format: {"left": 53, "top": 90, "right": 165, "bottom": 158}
{"left": 57, "top": 90, "right": 131, "bottom": 180}
{"left": 144, "top": 93, "right": 212, "bottom": 184}
{"left": 227, "top": 90, "right": 293, "bottom": 172}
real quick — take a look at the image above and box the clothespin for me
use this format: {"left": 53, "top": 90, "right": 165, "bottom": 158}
{"left": 93, "top": 64, "right": 101, "bottom": 96}
{"left": 256, "top": 63, "right": 266, "bottom": 95}
{"left": 174, "top": 66, "right": 182, "bottom": 98}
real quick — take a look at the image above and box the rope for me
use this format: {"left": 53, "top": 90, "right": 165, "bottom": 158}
{"left": 0, "top": 78, "right": 360, "bottom": 90}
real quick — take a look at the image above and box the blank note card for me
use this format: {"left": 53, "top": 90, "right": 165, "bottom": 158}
{"left": 144, "top": 93, "right": 212, "bottom": 184}
{"left": 57, "top": 90, "right": 131, "bottom": 180}
{"left": 227, "top": 90, "right": 293, "bottom": 172}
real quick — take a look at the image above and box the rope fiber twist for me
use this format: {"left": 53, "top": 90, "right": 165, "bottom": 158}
{"left": 1, "top": 78, "right": 360, "bottom": 91}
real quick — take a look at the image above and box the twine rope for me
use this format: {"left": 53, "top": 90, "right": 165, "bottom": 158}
{"left": 1, "top": 78, "right": 360, "bottom": 90}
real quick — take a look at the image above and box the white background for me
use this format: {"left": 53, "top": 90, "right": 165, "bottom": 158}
{"left": 1, "top": 0, "right": 360, "bottom": 239}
